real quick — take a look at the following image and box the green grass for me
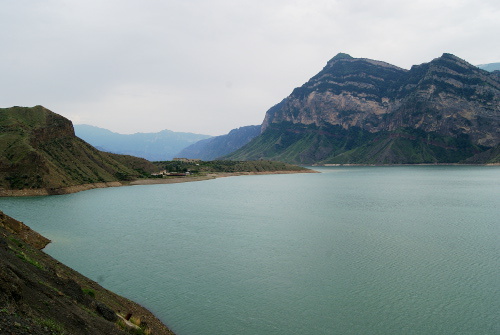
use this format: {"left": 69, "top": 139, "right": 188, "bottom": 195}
{"left": 36, "top": 318, "right": 66, "bottom": 334}
{"left": 82, "top": 288, "right": 96, "bottom": 298}
{"left": 16, "top": 251, "right": 44, "bottom": 269}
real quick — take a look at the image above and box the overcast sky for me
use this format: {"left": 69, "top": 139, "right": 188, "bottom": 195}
{"left": 1, "top": 0, "right": 499, "bottom": 135}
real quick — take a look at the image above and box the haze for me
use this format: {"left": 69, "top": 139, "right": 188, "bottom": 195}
{"left": 1, "top": 0, "right": 499, "bottom": 135}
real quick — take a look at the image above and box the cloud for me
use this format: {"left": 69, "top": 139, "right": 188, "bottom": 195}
{"left": 1, "top": 0, "right": 499, "bottom": 135}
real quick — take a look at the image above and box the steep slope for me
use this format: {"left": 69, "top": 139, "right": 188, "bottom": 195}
{"left": 228, "top": 53, "right": 499, "bottom": 164}
{"left": 175, "top": 125, "right": 261, "bottom": 160}
{"left": 74, "top": 124, "right": 212, "bottom": 161}
{"left": 0, "top": 211, "right": 174, "bottom": 335}
{"left": 0, "top": 106, "right": 158, "bottom": 194}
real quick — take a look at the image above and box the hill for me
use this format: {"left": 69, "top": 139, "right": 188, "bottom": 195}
{"left": 0, "top": 106, "right": 159, "bottom": 195}
{"left": 226, "top": 53, "right": 500, "bottom": 164}
{"left": 74, "top": 124, "right": 212, "bottom": 161}
{"left": 174, "top": 125, "right": 261, "bottom": 160}
{"left": 0, "top": 210, "right": 174, "bottom": 334}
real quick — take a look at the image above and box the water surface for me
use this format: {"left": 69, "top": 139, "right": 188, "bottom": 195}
{"left": 1, "top": 166, "right": 499, "bottom": 334}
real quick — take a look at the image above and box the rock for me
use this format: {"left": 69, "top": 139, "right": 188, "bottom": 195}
{"left": 95, "top": 302, "right": 118, "bottom": 322}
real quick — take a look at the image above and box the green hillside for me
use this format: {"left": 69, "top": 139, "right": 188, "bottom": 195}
{"left": 226, "top": 123, "right": 488, "bottom": 164}
{"left": 0, "top": 106, "right": 157, "bottom": 192}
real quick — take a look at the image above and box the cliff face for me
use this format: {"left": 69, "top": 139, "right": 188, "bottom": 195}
{"left": 0, "top": 106, "right": 158, "bottom": 194}
{"left": 230, "top": 53, "right": 500, "bottom": 164}
{"left": 389, "top": 54, "right": 499, "bottom": 146}
{"left": 262, "top": 53, "right": 408, "bottom": 133}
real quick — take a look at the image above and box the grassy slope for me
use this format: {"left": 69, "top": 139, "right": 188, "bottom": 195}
{"left": 463, "top": 143, "right": 500, "bottom": 164}
{"left": 225, "top": 123, "right": 489, "bottom": 164}
{"left": 0, "top": 106, "right": 158, "bottom": 191}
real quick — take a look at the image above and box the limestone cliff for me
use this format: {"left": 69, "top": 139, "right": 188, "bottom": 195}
{"left": 229, "top": 53, "right": 499, "bottom": 164}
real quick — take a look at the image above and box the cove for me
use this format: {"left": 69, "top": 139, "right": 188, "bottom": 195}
{"left": 1, "top": 166, "right": 499, "bottom": 334}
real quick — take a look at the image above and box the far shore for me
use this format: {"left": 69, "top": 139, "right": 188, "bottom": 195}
{"left": 0, "top": 169, "right": 317, "bottom": 197}
{"left": 315, "top": 163, "right": 500, "bottom": 166}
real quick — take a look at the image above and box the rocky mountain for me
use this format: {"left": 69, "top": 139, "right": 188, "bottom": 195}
{"left": 0, "top": 210, "right": 174, "bottom": 334}
{"left": 0, "top": 106, "right": 158, "bottom": 195}
{"left": 175, "top": 125, "right": 261, "bottom": 160}
{"left": 74, "top": 124, "right": 212, "bottom": 161}
{"left": 227, "top": 53, "right": 500, "bottom": 164}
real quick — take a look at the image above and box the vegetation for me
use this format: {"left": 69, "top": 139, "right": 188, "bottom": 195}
{"left": 153, "top": 159, "right": 308, "bottom": 174}
{"left": 83, "top": 288, "right": 96, "bottom": 298}
{"left": 226, "top": 122, "right": 490, "bottom": 164}
{"left": 36, "top": 318, "right": 66, "bottom": 334}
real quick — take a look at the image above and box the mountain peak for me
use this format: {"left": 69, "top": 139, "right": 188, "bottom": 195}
{"left": 440, "top": 52, "right": 460, "bottom": 60}
{"left": 326, "top": 53, "right": 353, "bottom": 65}
{"left": 430, "top": 53, "right": 472, "bottom": 67}
{"left": 331, "top": 53, "right": 353, "bottom": 60}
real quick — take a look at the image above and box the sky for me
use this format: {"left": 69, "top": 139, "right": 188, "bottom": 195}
{"left": 1, "top": 0, "right": 499, "bottom": 136}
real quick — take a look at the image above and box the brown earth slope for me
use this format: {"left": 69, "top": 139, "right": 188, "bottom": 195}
{"left": 0, "top": 211, "right": 174, "bottom": 335}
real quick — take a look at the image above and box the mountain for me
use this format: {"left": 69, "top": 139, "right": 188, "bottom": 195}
{"left": 477, "top": 62, "right": 500, "bottom": 72}
{"left": 175, "top": 125, "right": 261, "bottom": 160}
{"left": 0, "top": 106, "right": 158, "bottom": 194}
{"left": 226, "top": 53, "right": 500, "bottom": 164}
{"left": 74, "top": 124, "right": 212, "bottom": 161}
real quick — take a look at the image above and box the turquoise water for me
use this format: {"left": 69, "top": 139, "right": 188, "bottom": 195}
{"left": 1, "top": 166, "right": 499, "bottom": 334}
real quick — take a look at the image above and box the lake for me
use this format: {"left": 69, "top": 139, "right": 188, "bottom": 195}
{"left": 1, "top": 166, "right": 499, "bottom": 334}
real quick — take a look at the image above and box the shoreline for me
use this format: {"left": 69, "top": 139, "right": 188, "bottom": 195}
{"left": 315, "top": 163, "right": 500, "bottom": 166}
{"left": 0, "top": 170, "right": 316, "bottom": 197}
{"left": 3, "top": 164, "right": 497, "bottom": 197}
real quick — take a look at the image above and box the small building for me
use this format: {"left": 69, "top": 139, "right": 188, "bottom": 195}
{"left": 151, "top": 170, "right": 167, "bottom": 176}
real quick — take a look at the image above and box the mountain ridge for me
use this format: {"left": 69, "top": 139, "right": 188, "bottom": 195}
{"left": 74, "top": 124, "right": 212, "bottom": 161}
{"left": 227, "top": 53, "right": 500, "bottom": 164}
{"left": 175, "top": 125, "right": 261, "bottom": 160}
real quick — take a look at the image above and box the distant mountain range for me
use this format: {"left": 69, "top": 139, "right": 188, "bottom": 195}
{"left": 175, "top": 125, "right": 261, "bottom": 160}
{"left": 226, "top": 53, "right": 500, "bottom": 164}
{"left": 477, "top": 62, "right": 500, "bottom": 72}
{"left": 0, "top": 106, "right": 158, "bottom": 194}
{"left": 74, "top": 125, "right": 212, "bottom": 161}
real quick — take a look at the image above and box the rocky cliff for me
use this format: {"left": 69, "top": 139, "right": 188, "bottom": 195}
{"left": 228, "top": 53, "right": 500, "bottom": 164}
